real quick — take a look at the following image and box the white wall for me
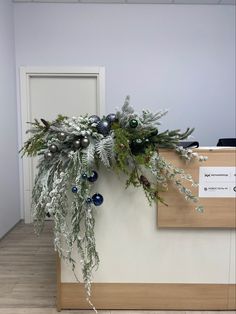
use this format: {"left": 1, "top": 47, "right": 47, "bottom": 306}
{"left": 0, "top": 0, "right": 21, "bottom": 238}
{"left": 14, "top": 3, "right": 235, "bottom": 146}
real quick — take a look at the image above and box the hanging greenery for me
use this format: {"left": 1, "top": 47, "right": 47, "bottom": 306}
{"left": 21, "top": 96, "right": 206, "bottom": 310}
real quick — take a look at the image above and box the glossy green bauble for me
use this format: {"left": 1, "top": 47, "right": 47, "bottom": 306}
{"left": 129, "top": 119, "right": 138, "bottom": 128}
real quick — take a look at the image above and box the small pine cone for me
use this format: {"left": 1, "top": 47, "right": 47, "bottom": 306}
{"left": 139, "top": 175, "right": 151, "bottom": 188}
{"left": 154, "top": 191, "right": 159, "bottom": 198}
{"left": 41, "top": 118, "right": 50, "bottom": 129}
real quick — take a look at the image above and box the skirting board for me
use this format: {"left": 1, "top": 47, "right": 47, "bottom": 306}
{"left": 57, "top": 282, "right": 236, "bottom": 311}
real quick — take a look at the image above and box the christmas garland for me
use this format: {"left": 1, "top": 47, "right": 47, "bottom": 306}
{"left": 21, "top": 96, "right": 206, "bottom": 310}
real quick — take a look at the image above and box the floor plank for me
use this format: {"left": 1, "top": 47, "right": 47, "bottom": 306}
{"left": 0, "top": 221, "right": 56, "bottom": 309}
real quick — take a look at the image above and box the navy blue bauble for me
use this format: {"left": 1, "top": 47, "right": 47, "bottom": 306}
{"left": 88, "top": 171, "right": 98, "bottom": 183}
{"left": 81, "top": 173, "right": 87, "bottom": 180}
{"left": 92, "top": 193, "right": 104, "bottom": 206}
{"left": 71, "top": 186, "right": 78, "bottom": 193}
{"left": 96, "top": 120, "right": 111, "bottom": 136}
{"left": 86, "top": 197, "right": 92, "bottom": 204}
{"left": 89, "top": 115, "right": 100, "bottom": 124}
{"left": 106, "top": 113, "right": 117, "bottom": 123}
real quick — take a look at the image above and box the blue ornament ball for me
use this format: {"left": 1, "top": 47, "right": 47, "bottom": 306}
{"left": 92, "top": 193, "right": 104, "bottom": 206}
{"left": 96, "top": 120, "right": 111, "bottom": 136}
{"left": 71, "top": 186, "right": 78, "bottom": 193}
{"left": 88, "top": 171, "right": 98, "bottom": 183}
{"left": 106, "top": 113, "right": 117, "bottom": 123}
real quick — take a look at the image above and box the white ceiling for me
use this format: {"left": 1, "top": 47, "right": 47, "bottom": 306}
{"left": 12, "top": 0, "right": 236, "bottom": 5}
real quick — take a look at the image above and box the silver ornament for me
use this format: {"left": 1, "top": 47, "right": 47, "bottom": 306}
{"left": 73, "top": 140, "right": 81, "bottom": 149}
{"left": 89, "top": 115, "right": 100, "bottom": 124}
{"left": 44, "top": 151, "right": 53, "bottom": 160}
{"left": 57, "top": 132, "right": 66, "bottom": 141}
{"left": 49, "top": 144, "right": 58, "bottom": 153}
{"left": 80, "top": 136, "right": 90, "bottom": 148}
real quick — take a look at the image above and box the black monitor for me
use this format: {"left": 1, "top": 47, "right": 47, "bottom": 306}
{"left": 217, "top": 138, "right": 236, "bottom": 147}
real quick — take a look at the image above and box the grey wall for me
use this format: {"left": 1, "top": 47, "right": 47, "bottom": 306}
{"left": 0, "top": 0, "right": 21, "bottom": 238}
{"left": 14, "top": 3, "right": 235, "bottom": 145}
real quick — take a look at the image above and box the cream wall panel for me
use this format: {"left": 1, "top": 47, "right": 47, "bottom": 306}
{"left": 61, "top": 166, "right": 233, "bottom": 284}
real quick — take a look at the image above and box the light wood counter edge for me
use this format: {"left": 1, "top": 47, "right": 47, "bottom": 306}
{"left": 56, "top": 253, "right": 61, "bottom": 312}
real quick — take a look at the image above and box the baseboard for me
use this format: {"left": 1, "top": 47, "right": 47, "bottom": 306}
{"left": 0, "top": 219, "right": 22, "bottom": 241}
{"left": 58, "top": 282, "right": 236, "bottom": 310}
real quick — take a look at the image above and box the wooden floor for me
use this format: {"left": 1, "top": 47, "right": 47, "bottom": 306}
{"left": 0, "top": 221, "right": 56, "bottom": 311}
{"left": 0, "top": 221, "right": 235, "bottom": 314}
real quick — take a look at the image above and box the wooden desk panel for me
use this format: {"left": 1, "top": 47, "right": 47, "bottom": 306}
{"left": 158, "top": 148, "right": 236, "bottom": 228}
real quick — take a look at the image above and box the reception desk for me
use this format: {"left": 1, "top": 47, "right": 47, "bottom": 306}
{"left": 57, "top": 147, "right": 236, "bottom": 311}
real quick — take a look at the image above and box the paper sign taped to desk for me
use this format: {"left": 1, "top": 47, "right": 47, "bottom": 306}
{"left": 199, "top": 167, "right": 236, "bottom": 198}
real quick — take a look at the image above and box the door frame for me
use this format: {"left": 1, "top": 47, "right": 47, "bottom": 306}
{"left": 19, "top": 66, "right": 105, "bottom": 223}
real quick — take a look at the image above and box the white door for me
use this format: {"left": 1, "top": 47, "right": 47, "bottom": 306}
{"left": 19, "top": 67, "right": 105, "bottom": 223}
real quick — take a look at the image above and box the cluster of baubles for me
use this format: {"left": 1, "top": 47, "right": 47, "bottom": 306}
{"left": 89, "top": 113, "right": 117, "bottom": 136}
{"left": 72, "top": 170, "right": 103, "bottom": 206}
{"left": 44, "top": 132, "right": 91, "bottom": 160}
{"left": 43, "top": 113, "right": 155, "bottom": 207}
{"left": 89, "top": 114, "right": 140, "bottom": 136}
{"left": 130, "top": 129, "right": 159, "bottom": 155}
{"left": 44, "top": 113, "right": 119, "bottom": 159}
{"left": 44, "top": 113, "right": 142, "bottom": 160}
